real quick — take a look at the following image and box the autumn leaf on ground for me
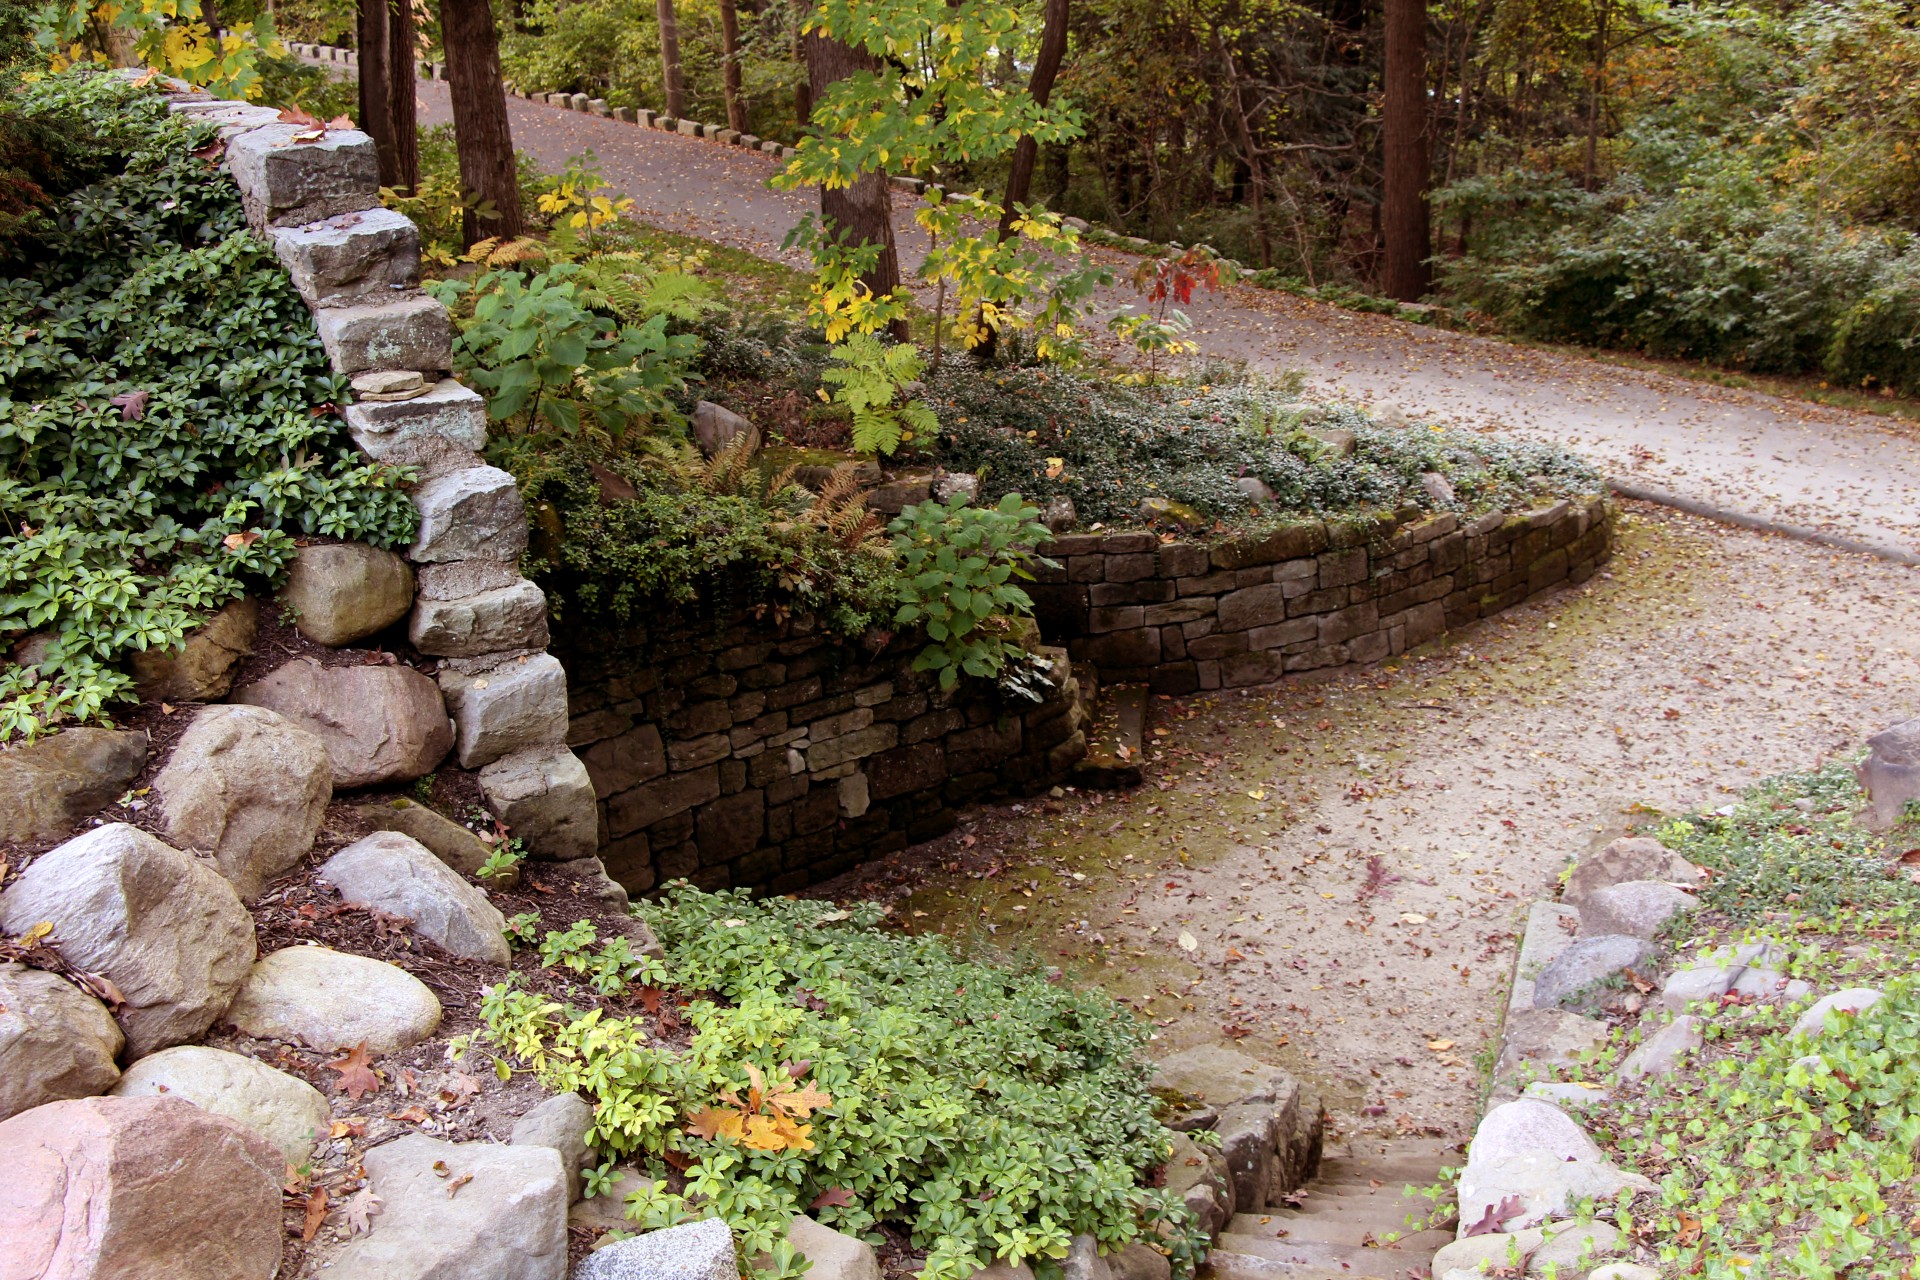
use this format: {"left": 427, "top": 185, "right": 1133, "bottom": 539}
{"left": 108, "top": 390, "right": 149, "bottom": 421}
{"left": 341, "top": 1188, "right": 381, "bottom": 1235}
{"left": 438, "top": 1072, "right": 482, "bottom": 1107}
{"left": 811, "top": 1187, "right": 857, "bottom": 1210}
{"left": 301, "top": 1188, "right": 328, "bottom": 1241}
{"left": 278, "top": 106, "right": 324, "bottom": 127}
{"left": 687, "top": 1106, "right": 746, "bottom": 1143}
{"left": 1464, "top": 1194, "right": 1527, "bottom": 1237}
{"left": 223, "top": 530, "right": 262, "bottom": 551}
{"left": 325, "top": 1043, "right": 382, "bottom": 1100}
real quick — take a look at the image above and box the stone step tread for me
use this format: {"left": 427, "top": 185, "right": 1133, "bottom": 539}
{"left": 1216, "top": 1232, "right": 1446, "bottom": 1266}
{"left": 1203, "top": 1242, "right": 1418, "bottom": 1280}
{"left": 1070, "top": 683, "right": 1149, "bottom": 789}
{"left": 1225, "top": 1216, "right": 1453, "bottom": 1250}
{"left": 1246, "top": 1203, "right": 1447, "bottom": 1228}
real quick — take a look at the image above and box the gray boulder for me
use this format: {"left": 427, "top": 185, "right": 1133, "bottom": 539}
{"left": 130, "top": 596, "right": 257, "bottom": 702}
{"left": 1563, "top": 836, "right": 1703, "bottom": 907}
{"left": 1791, "top": 988, "right": 1883, "bottom": 1038}
{"left": 1532, "top": 936, "right": 1660, "bottom": 1009}
{"left": 111, "top": 1045, "right": 331, "bottom": 1164}
{"left": 410, "top": 578, "right": 551, "bottom": 658}
{"left": 1858, "top": 718, "right": 1920, "bottom": 828}
{"left": 1108, "top": 1243, "right": 1170, "bottom": 1280}
{"left": 233, "top": 658, "right": 453, "bottom": 789}
{"left": 345, "top": 379, "right": 490, "bottom": 478}
{"left": 314, "top": 293, "right": 452, "bottom": 377}
{"left": 328, "top": 1134, "right": 569, "bottom": 1280}
{"left": 439, "top": 654, "right": 570, "bottom": 769}
{"left": 320, "top": 831, "right": 509, "bottom": 962}
{"left": 281, "top": 542, "right": 415, "bottom": 647}
{"left": 785, "top": 1216, "right": 880, "bottom": 1280}
{"left": 1042, "top": 495, "right": 1077, "bottom": 533}
{"left": 411, "top": 465, "right": 530, "bottom": 564}
{"left": 1657, "top": 961, "right": 1739, "bottom": 1014}
{"left": 1511, "top": 902, "right": 1582, "bottom": 1013}
{"left": 479, "top": 749, "right": 600, "bottom": 861}
{"left": 353, "top": 797, "right": 495, "bottom": 875}
{"left": 1576, "top": 880, "right": 1697, "bottom": 940}
{"left": 0, "top": 727, "right": 147, "bottom": 843}
{"left": 154, "top": 704, "right": 332, "bottom": 900}
{"left": 1459, "top": 1101, "right": 1653, "bottom": 1234}
{"left": 513, "top": 1092, "right": 596, "bottom": 1202}
{"left": 225, "top": 121, "right": 378, "bottom": 229}
{"left": 1469, "top": 1099, "right": 1602, "bottom": 1167}
{"left": 1214, "top": 1103, "right": 1281, "bottom": 1217}
{"left": 1617, "top": 1015, "right": 1704, "bottom": 1081}
{"left": 270, "top": 206, "right": 420, "bottom": 308}
{"left": 576, "top": 1216, "right": 736, "bottom": 1280}
{"left": 223, "top": 946, "right": 441, "bottom": 1053}
{"left": 0, "top": 824, "right": 255, "bottom": 1059}
{"left": 932, "top": 472, "right": 980, "bottom": 505}
{"left": 0, "top": 962, "right": 123, "bottom": 1120}
{"left": 691, "top": 401, "right": 756, "bottom": 457}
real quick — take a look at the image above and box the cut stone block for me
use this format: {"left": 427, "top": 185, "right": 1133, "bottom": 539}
{"left": 478, "top": 748, "right": 598, "bottom": 860}
{"left": 225, "top": 123, "right": 379, "bottom": 230}
{"left": 344, "top": 378, "right": 489, "bottom": 477}
{"left": 314, "top": 293, "right": 452, "bottom": 377}
{"left": 271, "top": 206, "right": 420, "bottom": 307}
{"left": 439, "top": 654, "right": 571, "bottom": 768}
{"left": 409, "top": 578, "right": 551, "bottom": 658}
{"left": 410, "top": 466, "right": 529, "bottom": 564}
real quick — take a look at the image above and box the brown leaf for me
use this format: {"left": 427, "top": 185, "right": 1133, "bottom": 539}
{"left": 277, "top": 106, "right": 324, "bottom": 127}
{"left": 388, "top": 1106, "right": 430, "bottom": 1125}
{"left": 342, "top": 1188, "right": 381, "bottom": 1235}
{"left": 810, "top": 1186, "right": 857, "bottom": 1209}
{"left": 439, "top": 1072, "right": 483, "bottom": 1107}
{"left": 1464, "top": 1194, "right": 1527, "bottom": 1238}
{"left": 446, "top": 1173, "right": 473, "bottom": 1197}
{"left": 326, "top": 114, "right": 355, "bottom": 130}
{"left": 1896, "top": 849, "right": 1920, "bottom": 865}
{"left": 301, "top": 1188, "right": 329, "bottom": 1242}
{"left": 325, "top": 1043, "right": 382, "bottom": 1101}
{"left": 109, "top": 390, "right": 149, "bottom": 421}
{"left": 222, "top": 530, "right": 262, "bottom": 551}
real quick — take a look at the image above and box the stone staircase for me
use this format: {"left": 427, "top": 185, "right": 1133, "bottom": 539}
{"left": 1205, "top": 1138, "right": 1458, "bottom": 1280}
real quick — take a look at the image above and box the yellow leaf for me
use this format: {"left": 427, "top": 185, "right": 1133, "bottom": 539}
{"left": 1427, "top": 1039, "right": 1454, "bottom": 1051}
{"left": 1177, "top": 930, "right": 1198, "bottom": 952}
{"left": 1400, "top": 912, "right": 1429, "bottom": 925}
{"left": 1246, "top": 789, "right": 1265, "bottom": 800}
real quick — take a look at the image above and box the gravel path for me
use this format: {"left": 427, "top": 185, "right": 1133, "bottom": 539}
{"left": 398, "top": 79, "right": 1920, "bottom": 559}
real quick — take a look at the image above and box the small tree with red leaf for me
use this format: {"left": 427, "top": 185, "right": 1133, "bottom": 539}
{"left": 1108, "top": 246, "right": 1225, "bottom": 384}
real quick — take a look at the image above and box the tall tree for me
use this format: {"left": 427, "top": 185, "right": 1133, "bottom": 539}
{"left": 1381, "top": 0, "right": 1431, "bottom": 300}
{"left": 439, "top": 0, "right": 525, "bottom": 243}
{"left": 355, "top": 0, "right": 396, "bottom": 185}
{"left": 718, "top": 0, "right": 747, "bottom": 132}
{"left": 802, "top": 28, "right": 907, "bottom": 341}
{"left": 386, "top": 0, "right": 420, "bottom": 193}
{"left": 657, "top": 0, "right": 688, "bottom": 118}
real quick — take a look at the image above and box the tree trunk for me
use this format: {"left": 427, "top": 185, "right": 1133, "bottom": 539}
{"left": 387, "top": 0, "right": 420, "bottom": 193}
{"left": 356, "top": 0, "right": 396, "bottom": 186}
{"left": 1381, "top": 0, "right": 1431, "bottom": 301}
{"left": 657, "top": 0, "right": 687, "bottom": 118}
{"left": 439, "top": 0, "right": 525, "bottom": 244}
{"left": 803, "top": 29, "right": 907, "bottom": 341}
{"left": 976, "top": 0, "right": 1068, "bottom": 359}
{"left": 719, "top": 0, "right": 746, "bottom": 132}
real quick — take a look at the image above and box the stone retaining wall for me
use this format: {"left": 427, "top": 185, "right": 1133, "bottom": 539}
{"left": 557, "top": 620, "right": 1091, "bottom": 895}
{"left": 1030, "top": 495, "right": 1613, "bottom": 695}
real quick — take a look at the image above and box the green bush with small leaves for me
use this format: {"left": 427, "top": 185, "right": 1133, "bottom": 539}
{"left": 0, "top": 71, "right": 417, "bottom": 740}
{"left": 890, "top": 492, "right": 1055, "bottom": 691}
{"left": 464, "top": 888, "right": 1204, "bottom": 1280}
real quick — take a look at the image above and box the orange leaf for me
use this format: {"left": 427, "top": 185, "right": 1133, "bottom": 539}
{"left": 742, "top": 1114, "right": 788, "bottom": 1150}
{"left": 301, "top": 1187, "right": 328, "bottom": 1241}
{"left": 278, "top": 106, "right": 324, "bottom": 127}
{"left": 325, "top": 1043, "right": 382, "bottom": 1101}
{"left": 686, "top": 1106, "right": 745, "bottom": 1143}
{"left": 327, "top": 115, "right": 355, "bottom": 130}
{"left": 769, "top": 1080, "right": 832, "bottom": 1119}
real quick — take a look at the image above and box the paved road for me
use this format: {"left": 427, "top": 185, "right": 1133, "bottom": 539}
{"left": 400, "top": 74, "right": 1920, "bottom": 560}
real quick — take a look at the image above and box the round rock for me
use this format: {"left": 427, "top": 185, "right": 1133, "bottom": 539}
{"left": 319, "top": 831, "right": 510, "bottom": 963}
{"left": 129, "top": 596, "right": 258, "bottom": 702}
{"left": 223, "top": 946, "right": 441, "bottom": 1053}
{"left": 1532, "top": 935, "right": 1661, "bottom": 1009}
{"left": 1791, "top": 988, "right": 1883, "bottom": 1039}
{"left": 112, "top": 1045, "right": 332, "bottom": 1165}
{"left": 577, "top": 1216, "right": 737, "bottom": 1280}
{"left": 1617, "top": 1014, "right": 1704, "bottom": 1081}
{"left": 0, "top": 962, "right": 123, "bottom": 1121}
{"left": 233, "top": 657, "right": 452, "bottom": 789}
{"left": 1469, "top": 1099, "right": 1603, "bottom": 1167}
{"left": 1576, "top": 880, "right": 1697, "bottom": 940}
{"left": 1564, "top": 836, "right": 1704, "bottom": 906}
{"left": 0, "top": 727, "right": 147, "bottom": 844}
{"left": 281, "top": 542, "right": 416, "bottom": 647}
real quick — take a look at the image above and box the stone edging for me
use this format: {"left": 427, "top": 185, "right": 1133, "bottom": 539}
{"left": 147, "top": 77, "right": 604, "bottom": 873}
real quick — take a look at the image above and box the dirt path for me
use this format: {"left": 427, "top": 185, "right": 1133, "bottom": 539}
{"left": 820, "top": 506, "right": 1920, "bottom": 1139}
{"left": 394, "top": 80, "right": 1920, "bottom": 559}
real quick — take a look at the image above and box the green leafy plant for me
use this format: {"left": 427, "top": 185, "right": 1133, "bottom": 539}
{"left": 817, "top": 331, "right": 937, "bottom": 457}
{"left": 889, "top": 493, "right": 1055, "bottom": 691}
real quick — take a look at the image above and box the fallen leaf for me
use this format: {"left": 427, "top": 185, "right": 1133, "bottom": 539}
{"left": 811, "top": 1186, "right": 857, "bottom": 1209}
{"left": 222, "top": 530, "right": 262, "bottom": 551}
{"left": 301, "top": 1188, "right": 328, "bottom": 1241}
{"left": 109, "top": 390, "right": 149, "bottom": 421}
{"left": 278, "top": 106, "right": 325, "bottom": 127}
{"left": 342, "top": 1188, "right": 381, "bottom": 1235}
{"left": 1463, "top": 1193, "right": 1527, "bottom": 1237}
{"left": 1427, "top": 1039, "right": 1455, "bottom": 1051}
{"left": 439, "top": 1072, "right": 482, "bottom": 1107}
{"left": 329, "top": 1119, "right": 366, "bottom": 1139}
{"left": 388, "top": 1106, "right": 430, "bottom": 1125}
{"left": 1177, "top": 930, "right": 1198, "bottom": 952}
{"left": 327, "top": 114, "right": 355, "bottom": 129}
{"left": 325, "top": 1043, "right": 382, "bottom": 1101}
{"left": 1246, "top": 789, "right": 1265, "bottom": 800}
{"left": 446, "top": 1173, "right": 473, "bottom": 1197}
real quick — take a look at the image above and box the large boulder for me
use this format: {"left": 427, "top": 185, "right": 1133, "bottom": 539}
{"left": 576, "top": 1217, "right": 737, "bottom": 1280}
{"left": 326, "top": 1134, "right": 568, "bottom": 1280}
{"left": 233, "top": 657, "right": 452, "bottom": 789}
{"left": 352, "top": 797, "right": 496, "bottom": 874}
{"left": 1858, "top": 718, "right": 1920, "bottom": 828}
{"left": 691, "top": 400, "right": 755, "bottom": 457}
{"left": 0, "top": 824, "right": 255, "bottom": 1059}
{"left": 223, "top": 946, "right": 441, "bottom": 1053}
{"left": 1575, "top": 880, "right": 1697, "bottom": 940}
{"left": 280, "top": 542, "right": 415, "bottom": 647}
{"left": 319, "top": 831, "right": 510, "bottom": 963}
{"left": 1563, "top": 836, "right": 1703, "bottom": 907}
{"left": 784, "top": 1216, "right": 880, "bottom": 1280}
{"left": 0, "top": 963, "right": 123, "bottom": 1121}
{"left": 111, "top": 1045, "right": 332, "bottom": 1165}
{"left": 1457, "top": 1101, "right": 1654, "bottom": 1234}
{"left": 1791, "top": 988, "right": 1883, "bottom": 1039}
{"left": 438, "top": 654, "right": 571, "bottom": 769}
{"left": 153, "top": 704, "right": 332, "bottom": 899}
{"left": 1532, "top": 936, "right": 1660, "bottom": 1009}
{"left": 0, "top": 728, "right": 147, "bottom": 843}
{"left": 511, "top": 1092, "right": 596, "bottom": 1202}
{"left": 0, "top": 1095, "right": 283, "bottom": 1280}
{"left": 129, "top": 596, "right": 258, "bottom": 702}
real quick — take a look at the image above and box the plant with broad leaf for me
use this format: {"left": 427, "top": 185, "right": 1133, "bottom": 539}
{"left": 32, "top": 0, "right": 279, "bottom": 99}
{"left": 1109, "top": 246, "right": 1226, "bottom": 383}
{"left": 817, "top": 332, "right": 938, "bottom": 457}
{"left": 888, "top": 493, "right": 1056, "bottom": 690}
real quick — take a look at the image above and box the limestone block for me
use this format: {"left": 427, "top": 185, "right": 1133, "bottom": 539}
{"left": 314, "top": 293, "right": 452, "bottom": 377}
{"left": 439, "top": 654, "right": 571, "bottom": 768}
{"left": 271, "top": 206, "right": 420, "bottom": 307}
{"left": 411, "top": 465, "right": 530, "bottom": 564}
{"left": 479, "top": 748, "right": 599, "bottom": 860}
{"left": 345, "top": 379, "right": 489, "bottom": 478}
{"left": 226, "top": 123, "right": 379, "bottom": 229}
{"left": 409, "top": 578, "right": 551, "bottom": 657}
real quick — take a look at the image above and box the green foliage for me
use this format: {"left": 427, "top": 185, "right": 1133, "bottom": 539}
{"left": 0, "top": 72, "right": 415, "bottom": 739}
{"left": 469, "top": 887, "right": 1205, "bottom": 1280}
{"left": 31, "top": 0, "right": 278, "bottom": 99}
{"left": 818, "top": 332, "right": 938, "bottom": 456}
{"left": 528, "top": 917, "right": 666, "bottom": 997}
{"left": 890, "top": 493, "right": 1053, "bottom": 691}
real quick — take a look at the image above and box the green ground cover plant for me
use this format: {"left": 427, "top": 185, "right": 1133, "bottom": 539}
{"left": 0, "top": 70, "right": 416, "bottom": 739}
{"left": 463, "top": 886, "right": 1205, "bottom": 1280}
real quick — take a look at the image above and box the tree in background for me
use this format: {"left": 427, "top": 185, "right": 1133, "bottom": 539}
{"left": 30, "top": 0, "right": 278, "bottom": 97}
{"left": 718, "top": 0, "right": 745, "bottom": 131}
{"left": 1380, "top": 0, "right": 1430, "bottom": 299}
{"left": 440, "top": 0, "right": 525, "bottom": 242}
{"left": 356, "top": 0, "right": 394, "bottom": 177}
{"left": 657, "top": 0, "right": 687, "bottom": 117}
{"left": 387, "top": 0, "right": 420, "bottom": 192}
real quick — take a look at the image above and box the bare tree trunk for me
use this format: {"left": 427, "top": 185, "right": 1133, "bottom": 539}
{"left": 791, "top": 0, "right": 812, "bottom": 129}
{"left": 1381, "top": 0, "right": 1431, "bottom": 300}
{"left": 387, "top": 0, "right": 420, "bottom": 193}
{"left": 440, "top": 0, "right": 526, "bottom": 244}
{"left": 1582, "top": 0, "right": 1611, "bottom": 188}
{"left": 657, "top": 0, "right": 687, "bottom": 118}
{"left": 719, "top": 0, "right": 746, "bottom": 131}
{"left": 804, "top": 29, "right": 907, "bottom": 341}
{"left": 356, "top": 0, "right": 396, "bottom": 186}
{"left": 976, "top": 0, "right": 1068, "bottom": 359}
{"left": 1214, "top": 31, "right": 1273, "bottom": 270}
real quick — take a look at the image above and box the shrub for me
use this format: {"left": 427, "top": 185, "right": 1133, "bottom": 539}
{"left": 891, "top": 493, "right": 1055, "bottom": 692}
{"left": 0, "top": 71, "right": 417, "bottom": 739}
{"left": 467, "top": 887, "right": 1205, "bottom": 1280}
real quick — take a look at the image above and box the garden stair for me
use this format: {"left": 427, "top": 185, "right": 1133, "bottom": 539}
{"left": 1070, "top": 682, "right": 1149, "bottom": 788}
{"left": 1203, "top": 1138, "right": 1456, "bottom": 1280}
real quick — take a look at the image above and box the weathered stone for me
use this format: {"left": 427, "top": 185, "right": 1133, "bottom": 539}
{"left": 130, "top": 596, "right": 258, "bottom": 701}
{"left": 1431, "top": 1230, "right": 1546, "bottom": 1278}
{"left": 270, "top": 206, "right": 420, "bottom": 306}
{"left": 1163, "top": 1132, "right": 1234, "bottom": 1237}
{"left": 501, "top": 1095, "right": 592, "bottom": 1209}
{"left": 1858, "top": 718, "right": 1920, "bottom": 828}
{"left": 410, "top": 578, "right": 551, "bottom": 657}
{"left": 327, "top": 1134, "right": 568, "bottom": 1280}
{"left": 0, "top": 727, "right": 147, "bottom": 843}
{"left": 154, "top": 703, "right": 333, "bottom": 898}
{"left": 418, "top": 558, "right": 524, "bottom": 601}
{"left": 1576, "top": 880, "right": 1697, "bottom": 940}
{"left": 1043, "top": 495, "right": 1077, "bottom": 533}
{"left": 1458, "top": 1100, "right": 1653, "bottom": 1234}
{"left": 784, "top": 1215, "right": 880, "bottom": 1280}
{"left": 577, "top": 1216, "right": 737, "bottom": 1280}
{"left": 224, "top": 946, "right": 441, "bottom": 1052}
{"left": 1108, "top": 1242, "right": 1171, "bottom": 1280}
{"left": 932, "top": 472, "right": 980, "bottom": 504}
{"left": 281, "top": 542, "right": 415, "bottom": 646}
{"left": 321, "top": 831, "right": 511, "bottom": 963}
{"left": 226, "top": 122, "right": 379, "bottom": 228}
{"left": 0, "top": 824, "right": 255, "bottom": 1059}
{"left": 352, "top": 369, "right": 429, "bottom": 400}
{"left": 1522, "top": 1081, "right": 1611, "bottom": 1108}
{"left": 440, "top": 654, "right": 571, "bottom": 768}
{"left": 1563, "top": 836, "right": 1704, "bottom": 907}
{"left": 1656, "top": 961, "right": 1739, "bottom": 1014}
{"left": 0, "top": 963, "right": 122, "bottom": 1121}
{"left": 233, "top": 658, "right": 452, "bottom": 789}
{"left": 354, "top": 797, "right": 495, "bottom": 874}
{"left": 1420, "top": 471, "right": 1456, "bottom": 504}
{"left": 479, "top": 748, "right": 599, "bottom": 860}
{"left": 1617, "top": 1014, "right": 1703, "bottom": 1081}
{"left": 1511, "top": 902, "right": 1582, "bottom": 1013}
{"left": 1791, "top": 988, "right": 1883, "bottom": 1038}
{"left": 314, "top": 293, "right": 453, "bottom": 376}
{"left": 0, "top": 1095, "right": 283, "bottom": 1280}
{"left": 1494, "top": 1009, "right": 1609, "bottom": 1083}
{"left": 692, "top": 400, "right": 756, "bottom": 457}
{"left": 411, "top": 465, "right": 530, "bottom": 564}
{"left": 111, "top": 1045, "right": 331, "bottom": 1164}
{"left": 1532, "top": 936, "right": 1660, "bottom": 1009}
{"left": 1527, "top": 1220, "right": 1623, "bottom": 1276}
{"left": 1215, "top": 1102, "right": 1281, "bottom": 1212}
{"left": 345, "top": 379, "right": 490, "bottom": 477}
{"left": 1235, "top": 476, "right": 1275, "bottom": 503}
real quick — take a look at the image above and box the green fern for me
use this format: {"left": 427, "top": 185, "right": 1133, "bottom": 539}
{"left": 820, "top": 333, "right": 938, "bottom": 456}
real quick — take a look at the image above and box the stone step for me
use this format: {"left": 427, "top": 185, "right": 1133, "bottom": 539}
{"left": 1225, "top": 1215, "right": 1452, "bottom": 1250}
{"left": 1205, "top": 1238, "right": 1419, "bottom": 1280}
{"left": 1070, "top": 683, "right": 1148, "bottom": 788}
{"left": 1248, "top": 1200, "right": 1446, "bottom": 1230}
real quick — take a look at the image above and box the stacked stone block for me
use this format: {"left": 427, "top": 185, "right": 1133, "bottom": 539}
{"left": 560, "top": 620, "right": 1092, "bottom": 895}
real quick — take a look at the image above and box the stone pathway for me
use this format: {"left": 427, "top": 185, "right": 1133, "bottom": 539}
{"left": 391, "top": 76, "right": 1920, "bottom": 559}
